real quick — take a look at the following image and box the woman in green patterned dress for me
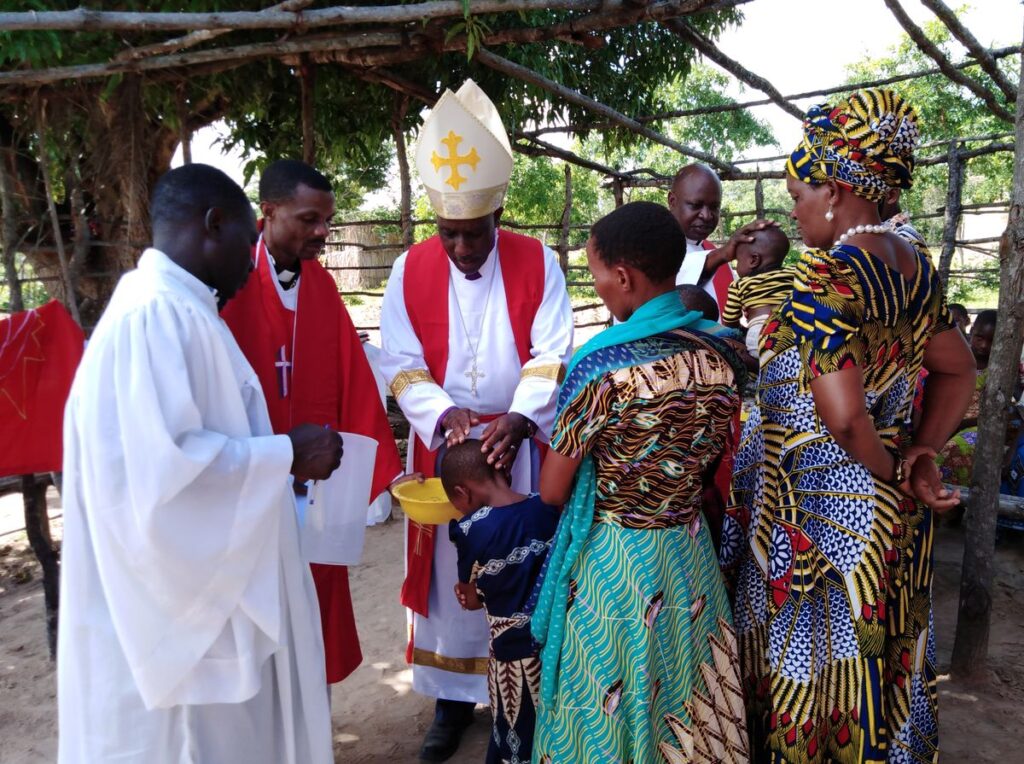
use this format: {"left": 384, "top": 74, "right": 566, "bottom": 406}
{"left": 720, "top": 89, "right": 977, "bottom": 763}
{"left": 531, "top": 201, "right": 749, "bottom": 763}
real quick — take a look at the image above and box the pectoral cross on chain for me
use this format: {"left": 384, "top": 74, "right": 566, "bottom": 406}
{"left": 275, "top": 345, "right": 292, "bottom": 398}
{"left": 465, "top": 358, "right": 485, "bottom": 397}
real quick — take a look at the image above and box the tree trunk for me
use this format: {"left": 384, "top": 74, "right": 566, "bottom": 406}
{"left": 951, "top": 53, "right": 1024, "bottom": 680}
{"left": 557, "top": 164, "right": 573, "bottom": 275}
{"left": 21, "top": 473, "right": 60, "bottom": 660}
{"left": 938, "top": 141, "right": 964, "bottom": 288}
{"left": 300, "top": 55, "right": 316, "bottom": 165}
{"left": 391, "top": 94, "right": 413, "bottom": 249}
{"left": 0, "top": 146, "right": 23, "bottom": 312}
{"left": 36, "top": 102, "right": 81, "bottom": 324}
{"left": 611, "top": 178, "right": 624, "bottom": 208}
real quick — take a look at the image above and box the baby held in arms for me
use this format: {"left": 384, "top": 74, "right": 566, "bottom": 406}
{"left": 721, "top": 226, "right": 793, "bottom": 359}
{"left": 441, "top": 441, "right": 559, "bottom": 764}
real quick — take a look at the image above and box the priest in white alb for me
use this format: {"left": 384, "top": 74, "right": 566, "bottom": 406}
{"left": 57, "top": 164, "right": 340, "bottom": 763}
{"left": 378, "top": 79, "right": 574, "bottom": 761}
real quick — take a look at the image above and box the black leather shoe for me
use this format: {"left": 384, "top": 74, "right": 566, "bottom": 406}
{"left": 418, "top": 717, "right": 473, "bottom": 762}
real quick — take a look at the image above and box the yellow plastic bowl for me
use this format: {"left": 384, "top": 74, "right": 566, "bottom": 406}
{"left": 393, "top": 478, "right": 461, "bottom": 524}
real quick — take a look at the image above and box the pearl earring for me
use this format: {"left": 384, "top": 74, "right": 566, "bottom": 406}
{"left": 825, "top": 204, "right": 834, "bottom": 222}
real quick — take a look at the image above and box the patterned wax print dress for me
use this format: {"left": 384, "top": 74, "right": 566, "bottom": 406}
{"left": 533, "top": 328, "right": 749, "bottom": 764}
{"left": 449, "top": 494, "right": 560, "bottom": 764}
{"left": 720, "top": 242, "right": 954, "bottom": 764}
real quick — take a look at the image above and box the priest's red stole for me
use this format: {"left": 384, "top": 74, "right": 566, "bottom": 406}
{"left": 399, "top": 230, "right": 545, "bottom": 618}
{"left": 0, "top": 300, "right": 83, "bottom": 476}
{"left": 702, "top": 238, "right": 735, "bottom": 316}
{"left": 221, "top": 238, "right": 403, "bottom": 683}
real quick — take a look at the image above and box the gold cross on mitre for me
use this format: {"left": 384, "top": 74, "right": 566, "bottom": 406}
{"left": 430, "top": 130, "right": 480, "bottom": 190}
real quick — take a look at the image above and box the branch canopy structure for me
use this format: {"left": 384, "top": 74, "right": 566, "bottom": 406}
{"left": 0, "top": 0, "right": 602, "bottom": 32}
{"left": 0, "top": 0, "right": 749, "bottom": 88}
{"left": 474, "top": 47, "right": 739, "bottom": 174}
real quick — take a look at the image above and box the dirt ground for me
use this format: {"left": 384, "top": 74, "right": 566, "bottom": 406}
{"left": 1, "top": 488, "right": 1020, "bottom": 762}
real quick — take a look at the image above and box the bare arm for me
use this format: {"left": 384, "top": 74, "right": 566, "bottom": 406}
{"left": 540, "top": 449, "right": 582, "bottom": 506}
{"left": 810, "top": 368, "right": 897, "bottom": 481}
{"left": 701, "top": 219, "right": 781, "bottom": 281}
{"left": 915, "top": 327, "right": 977, "bottom": 452}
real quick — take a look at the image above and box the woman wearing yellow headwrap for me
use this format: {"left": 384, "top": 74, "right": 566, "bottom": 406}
{"left": 719, "top": 89, "right": 977, "bottom": 763}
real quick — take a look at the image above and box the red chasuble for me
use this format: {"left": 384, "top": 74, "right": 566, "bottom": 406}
{"left": 399, "top": 229, "right": 545, "bottom": 619}
{"left": 0, "top": 300, "right": 84, "bottom": 476}
{"left": 221, "top": 236, "right": 403, "bottom": 684}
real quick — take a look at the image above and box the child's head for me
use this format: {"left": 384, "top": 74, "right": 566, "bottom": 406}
{"left": 948, "top": 303, "right": 970, "bottom": 335}
{"left": 970, "top": 309, "right": 997, "bottom": 367}
{"left": 676, "top": 283, "right": 719, "bottom": 322}
{"left": 734, "top": 227, "right": 789, "bottom": 277}
{"left": 587, "top": 201, "right": 685, "bottom": 321}
{"left": 439, "top": 440, "right": 506, "bottom": 515}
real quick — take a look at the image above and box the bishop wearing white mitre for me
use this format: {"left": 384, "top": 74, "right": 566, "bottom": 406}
{"left": 378, "top": 80, "right": 573, "bottom": 759}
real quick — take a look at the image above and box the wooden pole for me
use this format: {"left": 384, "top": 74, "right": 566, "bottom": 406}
{"left": 0, "top": 0, "right": 606, "bottom": 32}
{"left": 299, "top": 55, "right": 316, "bottom": 165}
{"left": 177, "top": 86, "right": 192, "bottom": 164}
{"left": 21, "top": 473, "right": 60, "bottom": 659}
{"left": 951, "top": 40, "right": 1024, "bottom": 680}
{"left": 114, "top": 0, "right": 316, "bottom": 63}
{"left": 475, "top": 49, "right": 738, "bottom": 175}
{"left": 68, "top": 153, "right": 90, "bottom": 288}
{"left": 754, "top": 175, "right": 765, "bottom": 219}
{"left": 938, "top": 141, "right": 964, "bottom": 287}
{"left": 35, "top": 102, "right": 81, "bottom": 324}
{"left": 391, "top": 93, "right": 413, "bottom": 249}
{"left": 0, "top": 146, "right": 23, "bottom": 313}
{"left": 558, "top": 164, "right": 573, "bottom": 274}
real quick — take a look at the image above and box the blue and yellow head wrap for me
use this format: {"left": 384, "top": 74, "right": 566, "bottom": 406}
{"left": 786, "top": 88, "right": 920, "bottom": 204}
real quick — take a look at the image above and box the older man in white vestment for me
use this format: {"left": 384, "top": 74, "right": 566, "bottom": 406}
{"left": 379, "top": 79, "right": 573, "bottom": 761}
{"left": 57, "top": 164, "right": 340, "bottom": 764}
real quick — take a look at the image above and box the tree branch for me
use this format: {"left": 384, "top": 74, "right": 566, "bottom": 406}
{"left": 661, "top": 18, "right": 804, "bottom": 120}
{"left": 35, "top": 101, "right": 80, "bottom": 323}
{"left": 0, "top": 0, "right": 747, "bottom": 88}
{"left": 0, "top": 0, "right": 600, "bottom": 32}
{"left": 112, "top": 0, "right": 316, "bottom": 63}
{"left": 476, "top": 48, "right": 738, "bottom": 174}
{"left": 882, "top": 0, "right": 1014, "bottom": 123}
{"left": 349, "top": 67, "right": 438, "bottom": 106}
{"left": 513, "top": 136, "right": 626, "bottom": 179}
{"left": 0, "top": 30, "right": 401, "bottom": 88}
{"left": 919, "top": 0, "right": 1017, "bottom": 102}
{"left": 517, "top": 46, "right": 1021, "bottom": 136}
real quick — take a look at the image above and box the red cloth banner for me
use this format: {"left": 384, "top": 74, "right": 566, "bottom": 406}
{"left": 0, "top": 300, "right": 84, "bottom": 476}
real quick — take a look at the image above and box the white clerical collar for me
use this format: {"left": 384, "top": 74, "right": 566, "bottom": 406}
{"left": 257, "top": 234, "right": 300, "bottom": 311}
{"left": 140, "top": 248, "right": 219, "bottom": 311}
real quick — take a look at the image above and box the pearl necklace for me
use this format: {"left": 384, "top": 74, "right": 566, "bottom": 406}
{"left": 833, "top": 222, "right": 891, "bottom": 247}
